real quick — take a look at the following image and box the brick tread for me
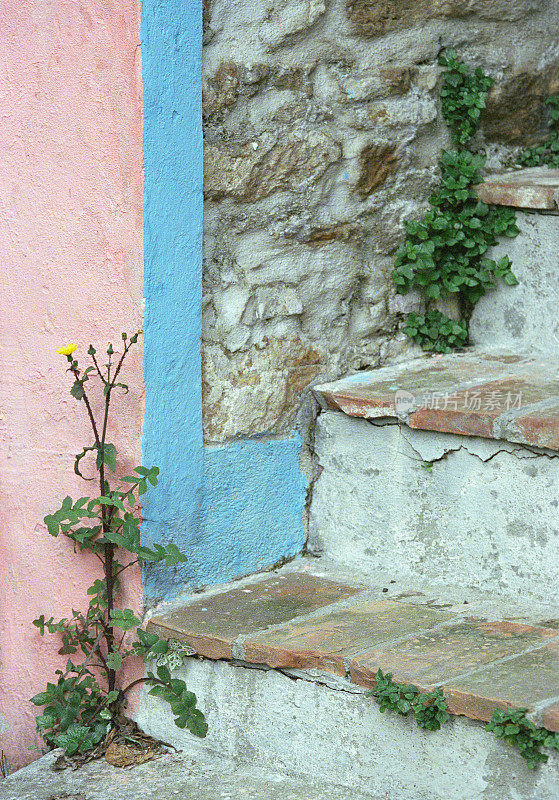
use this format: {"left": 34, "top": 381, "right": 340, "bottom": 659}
{"left": 312, "top": 350, "right": 559, "bottom": 451}
{"left": 148, "top": 564, "right": 559, "bottom": 731}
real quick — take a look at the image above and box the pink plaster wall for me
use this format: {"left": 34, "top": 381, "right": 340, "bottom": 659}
{"left": 0, "top": 1, "right": 143, "bottom": 769}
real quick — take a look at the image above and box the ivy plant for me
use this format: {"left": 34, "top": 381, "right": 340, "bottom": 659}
{"left": 404, "top": 310, "right": 467, "bottom": 354}
{"left": 368, "top": 671, "right": 559, "bottom": 769}
{"left": 367, "top": 669, "right": 450, "bottom": 731}
{"left": 439, "top": 50, "right": 494, "bottom": 147}
{"left": 31, "top": 336, "right": 207, "bottom": 757}
{"left": 393, "top": 50, "right": 519, "bottom": 353}
{"left": 518, "top": 94, "right": 559, "bottom": 168}
{"left": 487, "top": 707, "right": 559, "bottom": 770}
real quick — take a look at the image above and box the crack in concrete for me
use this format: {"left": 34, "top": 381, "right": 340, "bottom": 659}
{"left": 398, "top": 425, "right": 557, "bottom": 466}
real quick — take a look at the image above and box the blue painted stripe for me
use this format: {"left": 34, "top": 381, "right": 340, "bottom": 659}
{"left": 141, "top": 0, "right": 204, "bottom": 599}
{"left": 140, "top": 0, "right": 307, "bottom": 600}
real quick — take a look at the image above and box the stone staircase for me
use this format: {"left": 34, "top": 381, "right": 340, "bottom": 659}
{"left": 132, "top": 169, "right": 559, "bottom": 800}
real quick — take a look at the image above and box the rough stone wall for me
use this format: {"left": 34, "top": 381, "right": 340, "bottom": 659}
{"left": 202, "top": 0, "right": 559, "bottom": 444}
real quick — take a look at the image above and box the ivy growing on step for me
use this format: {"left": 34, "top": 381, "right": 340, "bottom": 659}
{"left": 486, "top": 707, "right": 559, "bottom": 770}
{"left": 367, "top": 670, "right": 559, "bottom": 770}
{"left": 393, "top": 50, "right": 519, "bottom": 354}
{"left": 367, "top": 669, "right": 450, "bottom": 731}
{"left": 517, "top": 94, "right": 559, "bottom": 168}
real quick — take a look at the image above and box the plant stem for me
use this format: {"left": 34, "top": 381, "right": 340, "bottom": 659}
{"left": 69, "top": 364, "right": 101, "bottom": 449}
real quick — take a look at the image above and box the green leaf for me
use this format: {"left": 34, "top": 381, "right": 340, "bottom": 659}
{"left": 150, "top": 639, "right": 170, "bottom": 654}
{"left": 134, "top": 466, "right": 151, "bottom": 476}
{"left": 30, "top": 691, "right": 54, "bottom": 706}
{"left": 96, "top": 443, "right": 117, "bottom": 472}
{"left": 163, "top": 543, "right": 189, "bottom": 566}
{"left": 70, "top": 381, "right": 85, "bottom": 401}
{"left": 106, "top": 651, "right": 123, "bottom": 670}
{"left": 110, "top": 609, "right": 141, "bottom": 631}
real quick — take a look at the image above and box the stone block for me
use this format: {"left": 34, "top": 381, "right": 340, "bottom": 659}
{"left": 309, "top": 412, "right": 559, "bottom": 603}
{"left": 469, "top": 212, "right": 559, "bottom": 356}
{"left": 204, "top": 130, "right": 341, "bottom": 203}
{"left": 474, "top": 168, "right": 559, "bottom": 211}
{"left": 436, "top": 0, "right": 550, "bottom": 20}
{"left": 345, "top": 0, "right": 550, "bottom": 37}
{"left": 446, "top": 643, "right": 559, "bottom": 727}
{"left": 354, "top": 143, "right": 399, "bottom": 198}
{"left": 202, "top": 338, "right": 323, "bottom": 442}
{"left": 483, "top": 66, "right": 559, "bottom": 145}
{"left": 313, "top": 351, "right": 559, "bottom": 450}
{"left": 259, "top": 0, "right": 326, "bottom": 50}
{"left": 136, "top": 657, "right": 559, "bottom": 798}
{"left": 345, "top": 0, "right": 435, "bottom": 38}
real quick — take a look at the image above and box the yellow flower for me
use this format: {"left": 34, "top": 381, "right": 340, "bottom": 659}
{"left": 56, "top": 344, "right": 78, "bottom": 356}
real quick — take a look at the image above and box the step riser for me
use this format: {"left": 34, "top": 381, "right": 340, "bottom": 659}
{"left": 470, "top": 212, "right": 559, "bottom": 356}
{"left": 309, "top": 413, "right": 559, "bottom": 605}
{"left": 135, "top": 658, "right": 559, "bottom": 800}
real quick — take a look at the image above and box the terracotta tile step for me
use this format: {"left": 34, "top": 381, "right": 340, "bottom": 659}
{"left": 147, "top": 563, "right": 559, "bottom": 731}
{"left": 312, "top": 350, "right": 559, "bottom": 451}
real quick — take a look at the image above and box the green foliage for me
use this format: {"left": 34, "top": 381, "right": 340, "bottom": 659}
{"left": 0, "top": 750, "right": 10, "bottom": 779}
{"left": 439, "top": 49, "right": 494, "bottom": 147}
{"left": 486, "top": 707, "right": 559, "bottom": 770}
{"left": 368, "top": 669, "right": 450, "bottom": 732}
{"left": 368, "top": 678, "right": 558, "bottom": 770}
{"left": 414, "top": 688, "right": 450, "bottom": 731}
{"left": 404, "top": 310, "right": 467, "bottom": 354}
{"left": 393, "top": 50, "right": 519, "bottom": 353}
{"left": 146, "top": 666, "right": 208, "bottom": 738}
{"left": 518, "top": 94, "right": 559, "bottom": 168}
{"left": 31, "top": 336, "right": 206, "bottom": 757}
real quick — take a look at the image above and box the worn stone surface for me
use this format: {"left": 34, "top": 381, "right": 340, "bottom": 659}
{"left": 309, "top": 412, "right": 559, "bottom": 604}
{"left": 354, "top": 143, "right": 399, "bottom": 198}
{"left": 243, "top": 600, "right": 454, "bottom": 672}
{"left": 0, "top": 751, "right": 378, "bottom": 800}
{"left": 446, "top": 643, "right": 559, "bottom": 729}
{"left": 259, "top": 0, "right": 327, "bottom": 50}
{"left": 136, "top": 657, "right": 559, "bottom": 799}
{"left": 313, "top": 350, "right": 559, "bottom": 450}
{"left": 483, "top": 66, "right": 559, "bottom": 144}
{"left": 145, "top": 559, "right": 559, "bottom": 741}
{"left": 345, "top": 0, "right": 549, "bottom": 37}
{"left": 345, "top": 0, "right": 435, "bottom": 37}
{"left": 469, "top": 213, "right": 559, "bottom": 357}
{"left": 202, "top": 338, "right": 322, "bottom": 441}
{"left": 148, "top": 571, "right": 361, "bottom": 659}
{"left": 542, "top": 703, "right": 559, "bottom": 731}
{"left": 442, "top": 0, "right": 551, "bottom": 20}
{"left": 204, "top": 130, "right": 341, "bottom": 202}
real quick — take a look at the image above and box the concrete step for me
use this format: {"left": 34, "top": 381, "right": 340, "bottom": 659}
{"left": 311, "top": 351, "right": 559, "bottom": 603}
{"left": 0, "top": 750, "right": 378, "bottom": 800}
{"left": 131, "top": 561, "right": 559, "bottom": 800}
{"left": 471, "top": 168, "right": 559, "bottom": 357}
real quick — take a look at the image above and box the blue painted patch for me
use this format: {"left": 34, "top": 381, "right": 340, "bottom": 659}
{"left": 141, "top": 0, "right": 307, "bottom": 600}
{"left": 198, "top": 436, "right": 307, "bottom": 589}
